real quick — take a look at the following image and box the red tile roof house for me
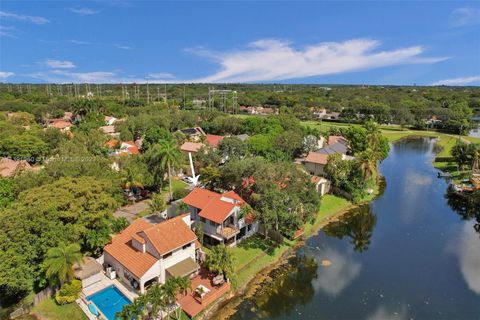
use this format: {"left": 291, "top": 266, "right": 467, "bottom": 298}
{"left": 303, "top": 152, "right": 329, "bottom": 176}
{"left": 47, "top": 119, "right": 72, "bottom": 132}
{"left": 205, "top": 134, "right": 224, "bottom": 149}
{"left": 102, "top": 214, "right": 201, "bottom": 294}
{"left": 183, "top": 188, "right": 259, "bottom": 247}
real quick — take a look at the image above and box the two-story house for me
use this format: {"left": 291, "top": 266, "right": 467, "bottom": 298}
{"left": 183, "top": 188, "right": 258, "bottom": 247}
{"left": 103, "top": 214, "right": 200, "bottom": 294}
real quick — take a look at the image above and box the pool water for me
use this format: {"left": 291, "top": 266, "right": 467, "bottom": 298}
{"left": 88, "top": 285, "right": 131, "bottom": 320}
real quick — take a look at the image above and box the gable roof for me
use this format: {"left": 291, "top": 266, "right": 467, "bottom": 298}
{"left": 0, "top": 158, "right": 32, "bottom": 177}
{"left": 183, "top": 188, "right": 220, "bottom": 209}
{"left": 142, "top": 215, "right": 197, "bottom": 256}
{"left": 317, "top": 142, "right": 348, "bottom": 155}
{"left": 205, "top": 134, "right": 224, "bottom": 148}
{"left": 304, "top": 152, "right": 329, "bottom": 165}
{"left": 104, "top": 219, "right": 157, "bottom": 278}
{"left": 180, "top": 142, "right": 205, "bottom": 153}
{"left": 104, "top": 215, "right": 197, "bottom": 278}
{"left": 183, "top": 187, "right": 246, "bottom": 224}
{"left": 328, "top": 135, "right": 348, "bottom": 146}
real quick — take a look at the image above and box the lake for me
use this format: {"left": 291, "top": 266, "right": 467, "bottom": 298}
{"left": 228, "top": 138, "right": 480, "bottom": 320}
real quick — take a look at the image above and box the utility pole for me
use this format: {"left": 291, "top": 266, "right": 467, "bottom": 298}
{"left": 183, "top": 85, "right": 186, "bottom": 108}
{"left": 147, "top": 82, "right": 150, "bottom": 104}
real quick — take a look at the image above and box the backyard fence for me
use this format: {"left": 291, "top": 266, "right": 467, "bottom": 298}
{"left": 258, "top": 225, "right": 284, "bottom": 244}
{"left": 33, "top": 286, "right": 54, "bottom": 306}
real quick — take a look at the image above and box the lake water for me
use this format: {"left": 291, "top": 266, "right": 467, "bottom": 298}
{"left": 228, "top": 138, "right": 480, "bottom": 320}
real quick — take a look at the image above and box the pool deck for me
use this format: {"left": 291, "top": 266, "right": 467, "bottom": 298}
{"left": 177, "top": 268, "right": 231, "bottom": 318}
{"left": 77, "top": 272, "right": 138, "bottom": 320}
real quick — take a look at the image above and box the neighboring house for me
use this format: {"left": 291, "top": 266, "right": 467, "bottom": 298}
{"left": 180, "top": 142, "right": 205, "bottom": 154}
{"left": 178, "top": 127, "right": 206, "bottom": 142}
{"left": 317, "top": 136, "right": 349, "bottom": 155}
{"left": 312, "top": 108, "right": 327, "bottom": 119}
{"left": 311, "top": 175, "right": 331, "bottom": 196}
{"left": 110, "top": 141, "right": 140, "bottom": 156}
{"left": 47, "top": 119, "right": 72, "bottom": 132}
{"left": 0, "top": 158, "right": 32, "bottom": 177}
{"left": 303, "top": 136, "right": 352, "bottom": 176}
{"left": 99, "top": 125, "right": 120, "bottom": 138}
{"left": 105, "top": 116, "right": 118, "bottom": 126}
{"left": 205, "top": 134, "right": 224, "bottom": 149}
{"left": 303, "top": 152, "right": 329, "bottom": 176}
{"left": 183, "top": 188, "right": 258, "bottom": 247}
{"left": 103, "top": 214, "right": 201, "bottom": 294}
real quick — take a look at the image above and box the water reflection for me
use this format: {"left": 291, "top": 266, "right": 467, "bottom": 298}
{"left": 252, "top": 255, "right": 318, "bottom": 318}
{"left": 310, "top": 247, "right": 361, "bottom": 297}
{"left": 455, "top": 223, "right": 480, "bottom": 295}
{"left": 324, "top": 206, "right": 377, "bottom": 252}
{"left": 446, "top": 188, "right": 480, "bottom": 235}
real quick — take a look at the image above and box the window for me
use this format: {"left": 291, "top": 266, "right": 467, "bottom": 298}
{"left": 200, "top": 217, "right": 206, "bottom": 223}
{"left": 163, "top": 252, "right": 172, "bottom": 259}
{"left": 182, "top": 243, "right": 191, "bottom": 250}
{"left": 209, "top": 220, "right": 216, "bottom": 226}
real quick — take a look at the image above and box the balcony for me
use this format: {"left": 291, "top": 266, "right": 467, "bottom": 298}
{"left": 218, "top": 225, "right": 240, "bottom": 239}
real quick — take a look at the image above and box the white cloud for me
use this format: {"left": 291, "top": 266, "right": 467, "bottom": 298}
{"left": 185, "top": 38, "right": 447, "bottom": 83}
{"left": 450, "top": 7, "right": 480, "bottom": 27}
{"left": 431, "top": 76, "right": 480, "bottom": 86}
{"left": 0, "top": 25, "right": 16, "bottom": 38}
{"left": 147, "top": 73, "right": 175, "bottom": 79}
{"left": 27, "top": 69, "right": 175, "bottom": 84}
{"left": 456, "top": 224, "right": 480, "bottom": 295}
{"left": 311, "top": 247, "right": 361, "bottom": 297}
{"left": 366, "top": 305, "right": 408, "bottom": 320}
{"left": 68, "top": 7, "right": 100, "bottom": 16}
{"left": 69, "top": 39, "right": 92, "bottom": 45}
{"left": 0, "top": 10, "right": 49, "bottom": 25}
{"left": 114, "top": 44, "right": 132, "bottom": 50}
{"left": 0, "top": 71, "right": 15, "bottom": 79}
{"left": 44, "top": 59, "right": 76, "bottom": 69}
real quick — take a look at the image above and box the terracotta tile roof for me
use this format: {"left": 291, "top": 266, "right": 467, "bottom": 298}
{"left": 304, "top": 152, "right": 329, "bottom": 165}
{"left": 105, "top": 215, "right": 197, "bottom": 278}
{"left": 180, "top": 142, "right": 205, "bottom": 153}
{"left": 120, "top": 141, "right": 139, "bottom": 155}
{"left": 48, "top": 119, "right": 72, "bottom": 129}
{"left": 183, "top": 188, "right": 220, "bottom": 209}
{"left": 105, "top": 139, "right": 119, "bottom": 149}
{"left": 183, "top": 188, "right": 246, "bottom": 224}
{"left": 100, "top": 125, "right": 116, "bottom": 134}
{"left": 328, "top": 135, "right": 348, "bottom": 145}
{"left": 142, "top": 215, "right": 197, "bottom": 255}
{"left": 199, "top": 200, "right": 236, "bottom": 224}
{"left": 0, "top": 158, "right": 32, "bottom": 177}
{"left": 205, "top": 134, "right": 224, "bottom": 148}
{"left": 104, "top": 219, "right": 157, "bottom": 278}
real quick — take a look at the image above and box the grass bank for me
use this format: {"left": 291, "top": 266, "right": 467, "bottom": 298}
{"left": 231, "top": 193, "right": 357, "bottom": 289}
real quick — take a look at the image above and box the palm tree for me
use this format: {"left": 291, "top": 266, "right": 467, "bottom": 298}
{"left": 174, "top": 277, "right": 191, "bottom": 319}
{"left": 157, "top": 139, "right": 182, "bottom": 201}
{"left": 162, "top": 277, "right": 179, "bottom": 318}
{"left": 44, "top": 243, "right": 82, "bottom": 286}
{"left": 358, "top": 148, "right": 378, "bottom": 180}
{"left": 145, "top": 284, "right": 166, "bottom": 318}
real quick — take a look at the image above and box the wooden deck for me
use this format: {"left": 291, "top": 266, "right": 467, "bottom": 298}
{"left": 177, "top": 268, "right": 230, "bottom": 318}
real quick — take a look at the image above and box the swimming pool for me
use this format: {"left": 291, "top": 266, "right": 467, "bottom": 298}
{"left": 87, "top": 285, "right": 131, "bottom": 320}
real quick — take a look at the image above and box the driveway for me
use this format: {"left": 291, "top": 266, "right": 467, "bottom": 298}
{"left": 113, "top": 199, "right": 151, "bottom": 222}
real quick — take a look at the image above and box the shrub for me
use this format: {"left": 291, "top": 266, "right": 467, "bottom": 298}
{"left": 172, "top": 188, "right": 190, "bottom": 200}
{"left": 54, "top": 280, "right": 82, "bottom": 305}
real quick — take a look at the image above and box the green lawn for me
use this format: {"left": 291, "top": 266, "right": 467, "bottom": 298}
{"left": 32, "top": 298, "right": 87, "bottom": 320}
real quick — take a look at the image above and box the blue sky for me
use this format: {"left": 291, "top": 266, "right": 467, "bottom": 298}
{"left": 0, "top": 1, "right": 479, "bottom": 85}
